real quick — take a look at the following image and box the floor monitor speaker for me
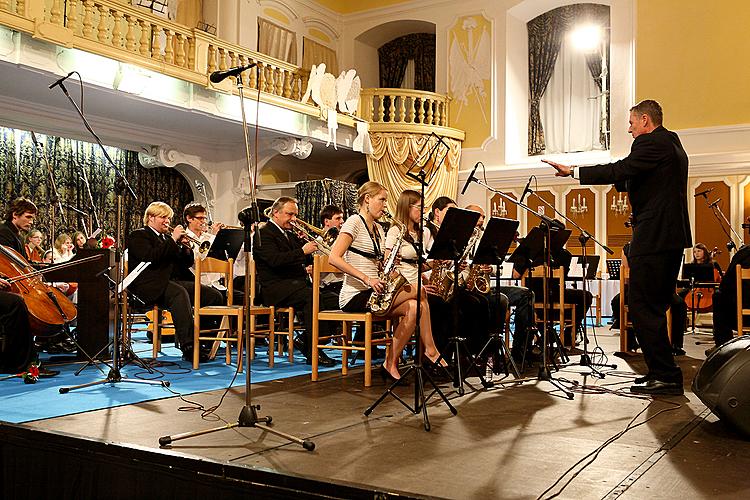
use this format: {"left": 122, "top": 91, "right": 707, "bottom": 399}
{"left": 692, "top": 335, "right": 750, "bottom": 439}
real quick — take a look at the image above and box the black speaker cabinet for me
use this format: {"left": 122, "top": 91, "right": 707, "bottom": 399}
{"left": 693, "top": 336, "right": 750, "bottom": 438}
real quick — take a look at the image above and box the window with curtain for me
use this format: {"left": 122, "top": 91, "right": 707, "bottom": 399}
{"left": 258, "top": 18, "right": 298, "bottom": 65}
{"left": 527, "top": 4, "right": 610, "bottom": 155}
{"left": 302, "top": 37, "right": 338, "bottom": 75}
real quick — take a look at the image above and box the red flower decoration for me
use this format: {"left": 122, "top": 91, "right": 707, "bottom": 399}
{"left": 22, "top": 363, "right": 40, "bottom": 384}
{"left": 101, "top": 236, "right": 116, "bottom": 249}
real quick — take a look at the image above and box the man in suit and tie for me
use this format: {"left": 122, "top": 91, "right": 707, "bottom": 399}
{"left": 127, "top": 201, "right": 223, "bottom": 363}
{"left": 545, "top": 99, "right": 691, "bottom": 395}
{"left": 253, "top": 197, "right": 338, "bottom": 367}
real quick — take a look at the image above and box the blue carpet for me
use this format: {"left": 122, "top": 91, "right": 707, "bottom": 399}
{"left": 0, "top": 337, "right": 361, "bottom": 424}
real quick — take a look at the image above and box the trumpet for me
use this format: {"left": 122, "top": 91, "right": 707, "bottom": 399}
{"left": 262, "top": 207, "right": 338, "bottom": 254}
{"left": 166, "top": 224, "right": 211, "bottom": 255}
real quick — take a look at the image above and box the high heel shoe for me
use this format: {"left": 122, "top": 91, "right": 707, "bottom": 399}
{"left": 378, "top": 364, "right": 402, "bottom": 384}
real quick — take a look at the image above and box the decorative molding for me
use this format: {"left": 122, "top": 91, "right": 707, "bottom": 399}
{"left": 343, "top": 0, "right": 460, "bottom": 23}
{"left": 302, "top": 16, "right": 341, "bottom": 41}
{"left": 259, "top": 0, "right": 301, "bottom": 22}
{"left": 271, "top": 136, "right": 313, "bottom": 159}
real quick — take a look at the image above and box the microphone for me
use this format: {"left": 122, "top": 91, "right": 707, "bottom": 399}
{"left": 708, "top": 198, "right": 721, "bottom": 208}
{"left": 209, "top": 63, "right": 257, "bottom": 84}
{"left": 49, "top": 71, "right": 74, "bottom": 90}
{"left": 461, "top": 162, "right": 480, "bottom": 195}
{"left": 519, "top": 175, "right": 533, "bottom": 203}
{"left": 694, "top": 187, "right": 714, "bottom": 197}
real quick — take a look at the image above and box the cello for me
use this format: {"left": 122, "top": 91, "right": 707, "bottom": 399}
{"left": 0, "top": 244, "right": 77, "bottom": 337}
{"left": 684, "top": 247, "right": 723, "bottom": 313}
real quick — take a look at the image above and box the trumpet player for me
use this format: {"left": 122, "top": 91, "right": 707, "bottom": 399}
{"left": 253, "top": 197, "right": 339, "bottom": 367}
{"left": 183, "top": 202, "right": 227, "bottom": 292}
{"left": 328, "top": 182, "right": 447, "bottom": 383}
{"left": 126, "top": 202, "right": 223, "bottom": 364}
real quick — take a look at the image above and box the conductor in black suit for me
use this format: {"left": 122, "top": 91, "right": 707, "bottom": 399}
{"left": 253, "top": 197, "right": 338, "bottom": 367}
{"left": 127, "top": 201, "right": 222, "bottom": 363}
{"left": 545, "top": 100, "right": 691, "bottom": 395}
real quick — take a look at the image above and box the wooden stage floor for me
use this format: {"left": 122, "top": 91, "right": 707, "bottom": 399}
{"left": 23, "top": 329, "right": 750, "bottom": 499}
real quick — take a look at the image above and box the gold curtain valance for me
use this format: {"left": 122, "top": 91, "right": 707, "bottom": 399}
{"left": 366, "top": 132, "right": 461, "bottom": 210}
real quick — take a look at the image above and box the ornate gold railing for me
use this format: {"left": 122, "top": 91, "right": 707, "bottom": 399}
{"left": 0, "top": 1, "right": 462, "bottom": 138}
{"left": 0, "top": 0, "right": 310, "bottom": 112}
{"left": 359, "top": 88, "right": 463, "bottom": 140}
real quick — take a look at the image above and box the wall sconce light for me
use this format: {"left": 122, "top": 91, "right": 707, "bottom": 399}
{"left": 610, "top": 192, "right": 628, "bottom": 215}
{"left": 570, "top": 193, "right": 588, "bottom": 217}
{"left": 491, "top": 199, "right": 507, "bottom": 217}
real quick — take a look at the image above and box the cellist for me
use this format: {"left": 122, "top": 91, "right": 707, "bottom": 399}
{"left": 0, "top": 198, "right": 58, "bottom": 377}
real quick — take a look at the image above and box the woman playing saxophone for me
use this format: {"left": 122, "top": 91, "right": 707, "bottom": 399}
{"left": 327, "top": 182, "right": 447, "bottom": 382}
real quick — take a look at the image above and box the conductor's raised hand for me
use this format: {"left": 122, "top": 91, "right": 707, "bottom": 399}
{"left": 542, "top": 159, "right": 572, "bottom": 177}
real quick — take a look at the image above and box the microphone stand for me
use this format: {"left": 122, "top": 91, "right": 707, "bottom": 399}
{"left": 365, "top": 133, "right": 457, "bottom": 431}
{"left": 696, "top": 192, "right": 742, "bottom": 254}
{"left": 527, "top": 191, "right": 616, "bottom": 377}
{"left": 51, "top": 75, "right": 167, "bottom": 394}
{"left": 76, "top": 161, "right": 103, "bottom": 237}
{"left": 30, "top": 131, "right": 105, "bottom": 374}
{"left": 159, "top": 70, "right": 314, "bottom": 450}
{"left": 468, "top": 177, "right": 574, "bottom": 399}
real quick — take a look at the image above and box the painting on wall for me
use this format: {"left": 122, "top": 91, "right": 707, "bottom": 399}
{"left": 448, "top": 14, "right": 492, "bottom": 149}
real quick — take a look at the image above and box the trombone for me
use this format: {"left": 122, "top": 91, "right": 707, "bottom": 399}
{"left": 262, "top": 207, "right": 338, "bottom": 254}
{"left": 166, "top": 224, "right": 211, "bottom": 255}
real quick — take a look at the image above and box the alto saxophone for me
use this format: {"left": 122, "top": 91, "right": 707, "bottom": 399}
{"left": 367, "top": 210, "right": 408, "bottom": 316}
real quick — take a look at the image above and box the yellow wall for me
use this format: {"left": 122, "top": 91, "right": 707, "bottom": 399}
{"left": 637, "top": 0, "right": 750, "bottom": 129}
{"left": 312, "top": 0, "right": 410, "bottom": 14}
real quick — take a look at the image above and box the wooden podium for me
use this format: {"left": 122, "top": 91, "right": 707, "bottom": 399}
{"left": 43, "top": 248, "right": 115, "bottom": 360}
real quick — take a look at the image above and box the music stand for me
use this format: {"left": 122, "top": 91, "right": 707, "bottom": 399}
{"left": 473, "top": 217, "right": 521, "bottom": 379}
{"left": 567, "top": 255, "right": 600, "bottom": 281}
{"left": 366, "top": 134, "right": 459, "bottom": 431}
{"left": 427, "top": 208, "right": 492, "bottom": 395}
{"left": 206, "top": 228, "right": 244, "bottom": 261}
{"left": 606, "top": 259, "right": 621, "bottom": 281}
{"left": 509, "top": 224, "right": 574, "bottom": 397}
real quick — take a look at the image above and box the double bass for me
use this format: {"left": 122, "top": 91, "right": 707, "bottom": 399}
{"left": 0, "top": 244, "right": 77, "bottom": 336}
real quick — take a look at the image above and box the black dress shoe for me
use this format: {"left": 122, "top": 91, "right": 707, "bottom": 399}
{"left": 306, "top": 352, "right": 336, "bottom": 367}
{"left": 181, "top": 346, "right": 210, "bottom": 363}
{"left": 634, "top": 373, "right": 652, "bottom": 384}
{"left": 630, "top": 379, "right": 683, "bottom": 396}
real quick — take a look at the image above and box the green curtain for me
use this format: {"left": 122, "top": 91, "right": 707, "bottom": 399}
{"left": 0, "top": 127, "right": 193, "bottom": 249}
{"left": 295, "top": 179, "right": 358, "bottom": 226}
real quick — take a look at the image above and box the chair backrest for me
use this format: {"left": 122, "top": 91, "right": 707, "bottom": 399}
{"left": 312, "top": 254, "right": 340, "bottom": 313}
{"left": 195, "top": 256, "right": 234, "bottom": 305}
{"left": 738, "top": 267, "right": 750, "bottom": 335}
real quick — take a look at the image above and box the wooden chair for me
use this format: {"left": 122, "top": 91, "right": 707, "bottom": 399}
{"left": 527, "top": 267, "right": 576, "bottom": 349}
{"left": 121, "top": 261, "right": 171, "bottom": 359}
{"left": 311, "top": 254, "right": 391, "bottom": 387}
{"left": 248, "top": 258, "right": 294, "bottom": 363}
{"left": 192, "top": 256, "right": 246, "bottom": 370}
{"left": 736, "top": 267, "right": 750, "bottom": 336}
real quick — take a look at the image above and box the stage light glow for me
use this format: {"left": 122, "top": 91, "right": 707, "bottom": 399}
{"left": 570, "top": 24, "right": 602, "bottom": 52}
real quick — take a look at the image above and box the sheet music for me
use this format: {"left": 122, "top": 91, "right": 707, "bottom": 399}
{"left": 568, "top": 261, "right": 584, "bottom": 278}
{"left": 118, "top": 261, "right": 150, "bottom": 293}
{"left": 499, "top": 263, "right": 514, "bottom": 279}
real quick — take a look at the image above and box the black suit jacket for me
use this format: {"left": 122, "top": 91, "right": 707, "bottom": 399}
{"left": 252, "top": 221, "right": 311, "bottom": 305}
{"left": 718, "top": 245, "right": 750, "bottom": 303}
{"left": 126, "top": 227, "right": 194, "bottom": 305}
{"left": 0, "top": 222, "right": 24, "bottom": 255}
{"left": 579, "top": 126, "right": 692, "bottom": 257}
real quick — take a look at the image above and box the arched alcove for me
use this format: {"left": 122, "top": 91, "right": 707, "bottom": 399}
{"left": 353, "top": 20, "right": 436, "bottom": 88}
